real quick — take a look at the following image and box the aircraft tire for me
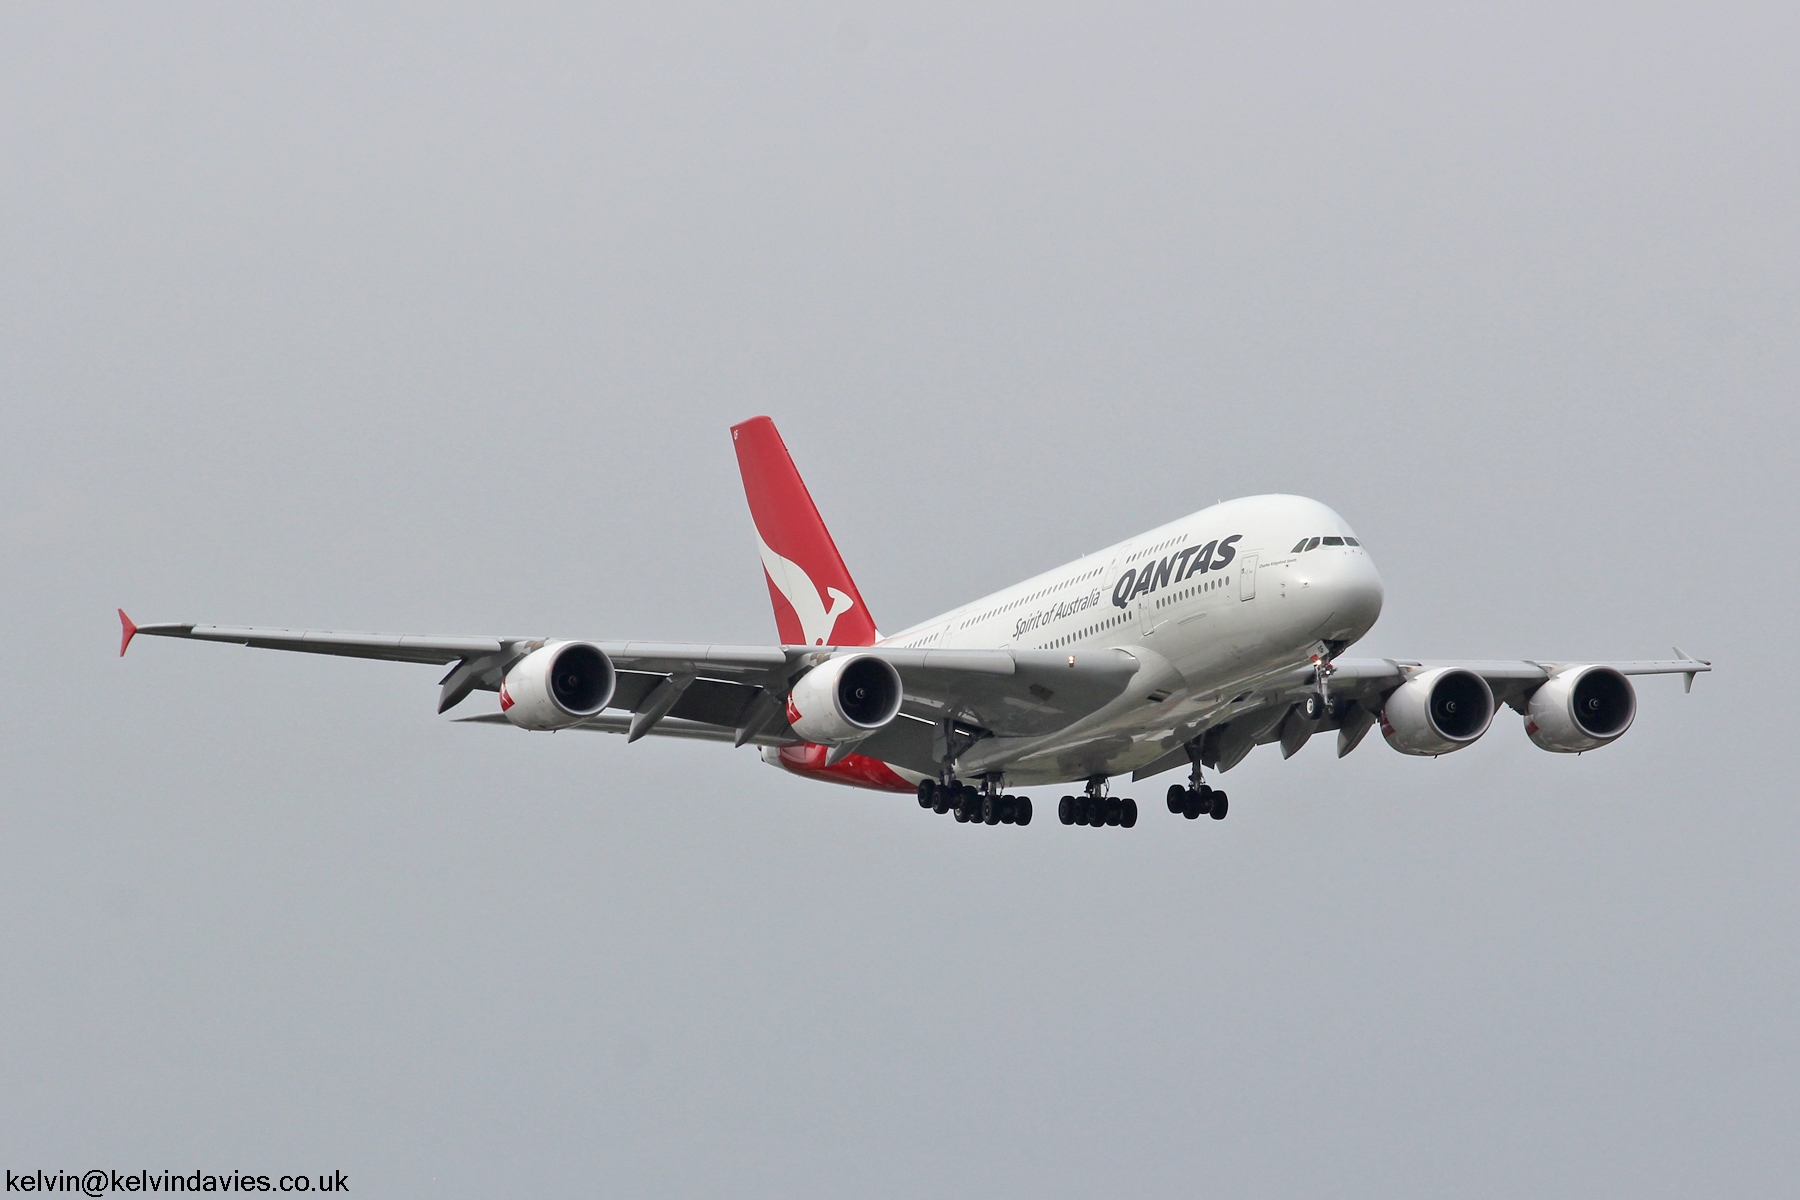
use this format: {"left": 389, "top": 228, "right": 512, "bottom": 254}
{"left": 1167, "top": 784, "right": 1185, "bottom": 814}
{"left": 1211, "top": 792, "right": 1229, "bottom": 820}
{"left": 1058, "top": 796, "right": 1075, "bottom": 825}
{"left": 1016, "top": 797, "right": 1033, "bottom": 826}
{"left": 918, "top": 780, "right": 936, "bottom": 809}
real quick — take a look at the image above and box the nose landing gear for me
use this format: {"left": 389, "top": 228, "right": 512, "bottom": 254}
{"left": 1305, "top": 652, "right": 1339, "bottom": 722}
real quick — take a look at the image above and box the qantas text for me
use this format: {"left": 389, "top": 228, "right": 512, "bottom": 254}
{"left": 1110, "top": 535, "right": 1241, "bottom": 608}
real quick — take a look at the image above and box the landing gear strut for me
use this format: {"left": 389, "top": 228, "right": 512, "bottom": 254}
{"left": 1305, "top": 652, "right": 1338, "bottom": 721}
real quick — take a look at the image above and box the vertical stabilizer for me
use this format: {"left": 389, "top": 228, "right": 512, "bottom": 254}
{"left": 730, "top": 417, "right": 879, "bottom": 647}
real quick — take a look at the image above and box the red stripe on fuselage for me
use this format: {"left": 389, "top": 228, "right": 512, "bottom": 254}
{"left": 774, "top": 743, "right": 914, "bottom": 792}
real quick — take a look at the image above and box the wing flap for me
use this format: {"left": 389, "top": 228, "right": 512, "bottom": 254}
{"left": 130, "top": 621, "right": 507, "bottom": 666}
{"left": 454, "top": 711, "right": 792, "bottom": 746}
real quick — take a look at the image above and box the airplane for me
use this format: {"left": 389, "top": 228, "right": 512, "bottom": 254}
{"left": 119, "top": 415, "right": 1711, "bottom": 830}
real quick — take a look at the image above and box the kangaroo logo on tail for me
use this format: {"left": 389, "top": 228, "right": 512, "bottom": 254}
{"left": 757, "top": 534, "right": 857, "bottom": 647}
{"left": 731, "top": 416, "right": 880, "bottom": 648}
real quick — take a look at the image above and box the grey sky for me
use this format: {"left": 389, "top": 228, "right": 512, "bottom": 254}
{"left": 3, "top": 3, "right": 1796, "bottom": 1196}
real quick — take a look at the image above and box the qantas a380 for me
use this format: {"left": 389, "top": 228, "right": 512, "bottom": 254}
{"left": 120, "top": 417, "right": 1710, "bottom": 829}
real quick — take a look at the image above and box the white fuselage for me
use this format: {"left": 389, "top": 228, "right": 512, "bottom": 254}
{"left": 878, "top": 494, "right": 1386, "bottom": 785}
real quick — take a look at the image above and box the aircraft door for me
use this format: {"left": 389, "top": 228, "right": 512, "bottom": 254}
{"left": 1239, "top": 554, "right": 1258, "bottom": 601}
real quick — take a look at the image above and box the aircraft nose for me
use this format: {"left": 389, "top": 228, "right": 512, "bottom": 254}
{"left": 1331, "top": 551, "right": 1384, "bottom": 640}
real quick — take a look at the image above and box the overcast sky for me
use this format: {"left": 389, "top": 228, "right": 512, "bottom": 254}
{"left": 3, "top": 3, "right": 1796, "bottom": 1196}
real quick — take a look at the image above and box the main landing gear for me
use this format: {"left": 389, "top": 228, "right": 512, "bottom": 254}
{"left": 1167, "top": 780, "right": 1228, "bottom": 820}
{"left": 916, "top": 780, "right": 1032, "bottom": 827}
{"left": 1056, "top": 779, "right": 1138, "bottom": 829}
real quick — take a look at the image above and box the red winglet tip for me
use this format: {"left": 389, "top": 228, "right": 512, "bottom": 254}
{"left": 118, "top": 608, "right": 137, "bottom": 657}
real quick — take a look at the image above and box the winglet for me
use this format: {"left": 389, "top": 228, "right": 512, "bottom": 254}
{"left": 118, "top": 609, "right": 138, "bottom": 657}
{"left": 1674, "top": 646, "right": 1705, "bottom": 693}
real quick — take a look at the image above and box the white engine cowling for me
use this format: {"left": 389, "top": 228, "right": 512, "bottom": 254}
{"left": 1526, "top": 665, "right": 1636, "bottom": 752}
{"left": 784, "top": 653, "right": 903, "bottom": 745}
{"left": 499, "top": 641, "right": 616, "bottom": 730}
{"left": 1381, "top": 667, "right": 1495, "bottom": 756}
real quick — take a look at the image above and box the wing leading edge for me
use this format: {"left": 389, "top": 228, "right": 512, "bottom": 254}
{"left": 118, "top": 611, "right": 1143, "bottom": 761}
{"left": 1126, "top": 652, "right": 1714, "bottom": 783}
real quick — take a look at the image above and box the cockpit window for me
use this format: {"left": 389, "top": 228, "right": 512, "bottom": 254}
{"left": 1291, "top": 539, "right": 1309, "bottom": 553}
{"left": 1322, "top": 536, "right": 1344, "bottom": 546}
{"left": 1305, "top": 537, "right": 1321, "bottom": 551}
{"left": 1344, "top": 537, "right": 1360, "bottom": 546}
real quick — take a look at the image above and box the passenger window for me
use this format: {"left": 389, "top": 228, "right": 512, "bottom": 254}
{"left": 1322, "top": 536, "right": 1344, "bottom": 546}
{"left": 1305, "top": 537, "right": 1321, "bottom": 551}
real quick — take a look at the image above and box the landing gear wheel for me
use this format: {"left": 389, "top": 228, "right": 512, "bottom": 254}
{"left": 1077, "top": 799, "right": 1095, "bottom": 826}
{"left": 1105, "top": 799, "right": 1123, "bottom": 826}
{"left": 1058, "top": 796, "right": 1075, "bottom": 825}
{"left": 1016, "top": 797, "right": 1033, "bottom": 826}
{"left": 1211, "top": 791, "right": 1229, "bottom": 820}
{"left": 1121, "top": 798, "right": 1138, "bottom": 828}
{"left": 984, "top": 795, "right": 1001, "bottom": 825}
{"left": 1000, "top": 796, "right": 1017, "bottom": 824}
{"left": 933, "top": 792, "right": 952, "bottom": 815}
{"left": 1167, "top": 784, "right": 1186, "bottom": 814}
{"left": 917, "top": 780, "right": 936, "bottom": 809}
{"left": 1303, "top": 692, "right": 1325, "bottom": 721}
{"left": 1182, "top": 788, "right": 1203, "bottom": 819}
{"left": 954, "top": 800, "right": 971, "bottom": 822}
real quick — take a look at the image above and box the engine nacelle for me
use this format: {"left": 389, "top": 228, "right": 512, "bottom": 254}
{"left": 1381, "top": 667, "right": 1495, "bottom": 756}
{"left": 1525, "top": 665, "right": 1636, "bottom": 752}
{"left": 784, "top": 654, "right": 903, "bottom": 745}
{"left": 499, "top": 641, "right": 616, "bottom": 730}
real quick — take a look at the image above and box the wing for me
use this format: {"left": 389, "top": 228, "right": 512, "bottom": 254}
{"left": 119, "top": 612, "right": 1142, "bottom": 768}
{"left": 1323, "top": 654, "right": 1713, "bottom": 708}
{"left": 1129, "top": 651, "right": 1714, "bottom": 782}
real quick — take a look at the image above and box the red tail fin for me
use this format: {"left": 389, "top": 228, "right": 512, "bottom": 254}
{"left": 731, "top": 417, "right": 878, "bottom": 647}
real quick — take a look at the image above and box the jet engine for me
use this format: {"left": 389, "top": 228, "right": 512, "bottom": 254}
{"left": 785, "top": 653, "right": 903, "bottom": 745}
{"left": 1525, "top": 665, "right": 1636, "bottom": 752}
{"left": 500, "top": 641, "right": 616, "bottom": 730}
{"left": 1380, "top": 667, "right": 1495, "bottom": 756}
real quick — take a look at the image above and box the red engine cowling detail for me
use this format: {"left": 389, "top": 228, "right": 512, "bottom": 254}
{"left": 769, "top": 742, "right": 919, "bottom": 793}
{"left": 1525, "top": 665, "right": 1636, "bottom": 752}
{"left": 499, "top": 641, "right": 616, "bottom": 731}
{"left": 1380, "top": 667, "right": 1495, "bottom": 756}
